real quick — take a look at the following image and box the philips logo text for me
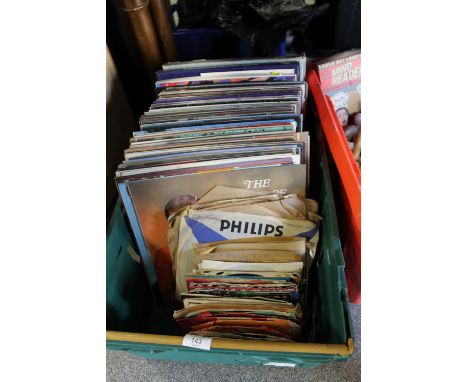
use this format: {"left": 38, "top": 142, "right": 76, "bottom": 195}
{"left": 219, "top": 220, "right": 283, "bottom": 236}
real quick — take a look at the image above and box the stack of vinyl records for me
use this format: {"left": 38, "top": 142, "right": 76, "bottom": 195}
{"left": 171, "top": 185, "right": 321, "bottom": 342}
{"left": 115, "top": 55, "right": 321, "bottom": 342}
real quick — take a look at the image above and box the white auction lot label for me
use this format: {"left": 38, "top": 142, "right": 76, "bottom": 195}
{"left": 182, "top": 334, "right": 212, "bottom": 351}
{"left": 264, "top": 362, "right": 296, "bottom": 367}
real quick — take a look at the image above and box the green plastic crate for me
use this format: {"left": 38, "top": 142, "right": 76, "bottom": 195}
{"left": 106, "top": 102, "right": 354, "bottom": 368}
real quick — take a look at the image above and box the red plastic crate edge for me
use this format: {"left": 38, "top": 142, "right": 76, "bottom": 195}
{"left": 308, "top": 71, "right": 361, "bottom": 224}
{"left": 307, "top": 70, "right": 361, "bottom": 304}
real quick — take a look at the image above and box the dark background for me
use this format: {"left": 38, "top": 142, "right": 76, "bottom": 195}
{"left": 107, "top": 0, "right": 360, "bottom": 119}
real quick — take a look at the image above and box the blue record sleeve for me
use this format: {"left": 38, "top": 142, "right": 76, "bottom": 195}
{"left": 117, "top": 182, "right": 158, "bottom": 286}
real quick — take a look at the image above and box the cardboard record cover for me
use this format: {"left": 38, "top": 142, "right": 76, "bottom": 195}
{"left": 159, "top": 80, "right": 306, "bottom": 92}
{"left": 161, "top": 55, "right": 307, "bottom": 82}
{"left": 142, "top": 101, "right": 299, "bottom": 118}
{"left": 130, "top": 127, "right": 299, "bottom": 142}
{"left": 139, "top": 113, "right": 303, "bottom": 132}
{"left": 154, "top": 92, "right": 301, "bottom": 104}
{"left": 115, "top": 152, "right": 300, "bottom": 178}
{"left": 127, "top": 128, "right": 298, "bottom": 148}
{"left": 156, "top": 63, "right": 299, "bottom": 81}
{"left": 134, "top": 113, "right": 302, "bottom": 131}
{"left": 158, "top": 82, "right": 308, "bottom": 108}
{"left": 118, "top": 147, "right": 298, "bottom": 171}
{"left": 115, "top": 158, "right": 294, "bottom": 182}
{"left": 118, "top": 164, "right": 306, "bottom": 304}
{"left": 128, "top": 131, "right": 298, "bottom": 149}
{"left": 157, "top": 70, "right": 296, "bottom": 82}
{"left": 133, "top": 124, "right": 297, "bottom": 143}
{"left": 125, "top": 137, "right": 299, "bottom": 157}
{"left": 158, "top": 81, "right": 308, "bottom": 101}
{"left": 140, "top": 109, "right": 298, "bottom": 124}
{"left": 122, "top": 143, "right": 302, "bottom": 164}
{"left": 154, "top": 89, "right": 301, "bottom": 101}
{"left": 156, "top": 75, "right": 297, "bottom": 89}
{"left": 134, "top": 119, "right": 297, "bottom": 138}
{"left": 151, "top": 95, "right": 302, "bottom": 112}
{"left": 124, "top": 141, "right": 304, "bottom": 161}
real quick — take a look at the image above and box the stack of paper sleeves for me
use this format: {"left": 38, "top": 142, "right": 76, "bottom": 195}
{"left": 171, "top": 185, "right": 321, "bottom": 342}
{"left": 115, "top": 55, "right": 321, "bottom": 342}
